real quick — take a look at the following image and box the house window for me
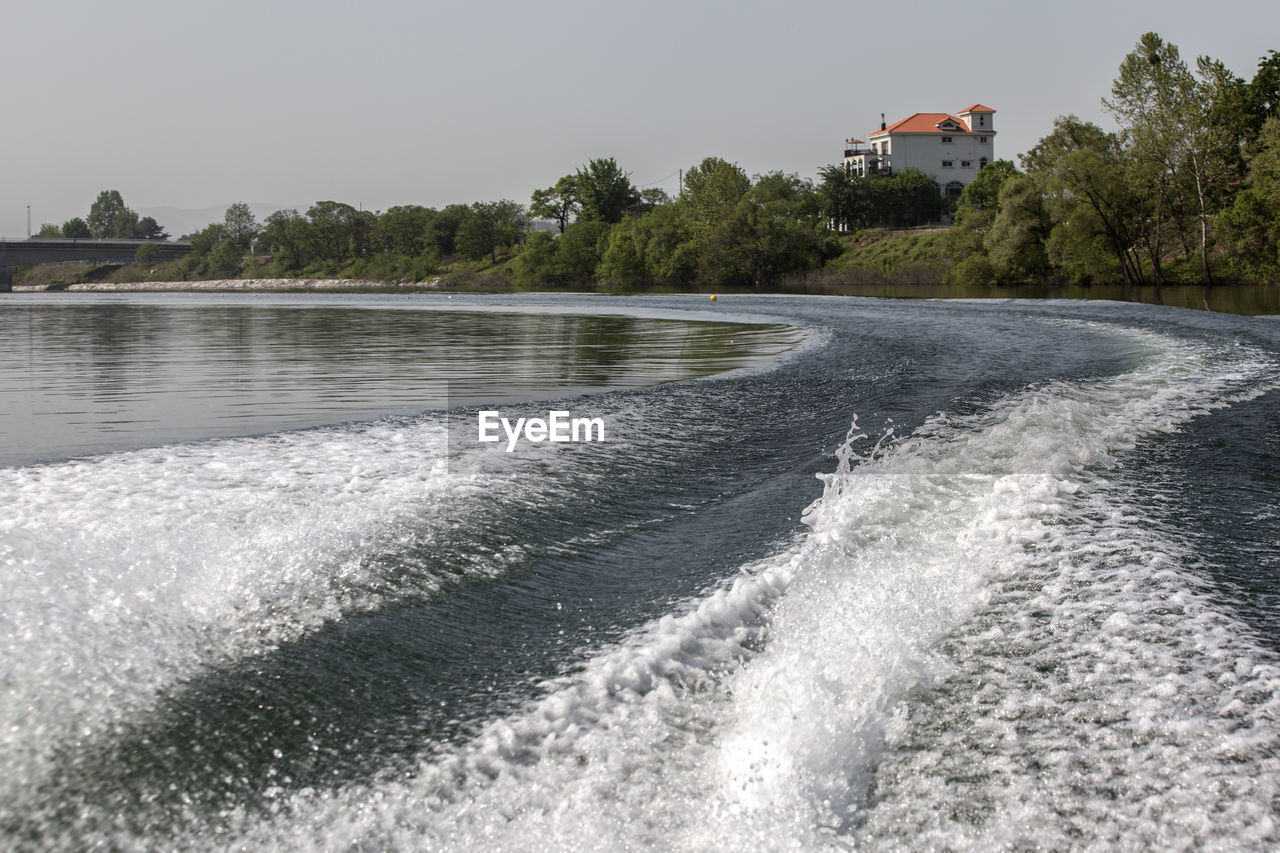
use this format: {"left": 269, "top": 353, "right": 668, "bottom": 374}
{"left": 979, "top": 136, "right": 989, "bottom": 144}
{"left": 940, "top": 136, "right": 953, "bottom": 144}
{"left": 979, "top": 157, "right": 989, "bottom": 169}
{"left": 960, "top": 160, "right": 972, "bottom": 168}
{"left": 941, "top": 160, "right": 954, "bottom": 168}
{"left": 979, "top": 115, "right": 986, "bottom": 127}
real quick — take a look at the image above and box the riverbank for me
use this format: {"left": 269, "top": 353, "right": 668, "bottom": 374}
{"left": 12, "top": 278, "right": 442, "bottom": 293}
{"left": 13, "top": 277, "right": 1280, "bottom": 316}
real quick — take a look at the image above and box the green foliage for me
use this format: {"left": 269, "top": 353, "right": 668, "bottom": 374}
{"left": 307, "top": 201, "right": 374, "bottom": 262}
{"left": 841, "top": 229, "right": 946, "bottom": 268}
{"left": 576, "top": 158, "right": 641, "bottom": 224}
{"left": 1022, "top": 115, "right": 1150, "bottom": 284}
{"left": 134, "top": 242, "right": 159, "bottom": 263}
{"left": 34, "top": 223, "right": 63, "bottom": 238}
{"left": 883, "top": 168, "right": 947, "bottom": 227}
{"left": 429, "top": 204, "right": 473, "bottom": 256}
{"left": 206, "top": 240, "right": 245, "bottom": 279}
{"left": 680, "top": 157, "right": 751, "bottom": 233}
{"left": 514, "top": 221, "right": 612, "bottom": 286}
{"left": 223, "top": 202, "right": 259, "bottom": 250}
{"left": 955, "top": 160, "right": 1019, "bottom": 221}
{"left": 373, "top": 205, "right": 437, "bottom": 257}
{"left": 984, "top": 176, "right": 1052, "bottom": 282}
{"left": 456, "top": 200, "right": 528, "bottom": 262}
{"left": 1215, "top": 116, "right": 1280, "bottom": 281}
{"left": 817, "top": 163, "right": 865, "bottom": 232}
{"left": 61, "top": 217, "right": 90, "bottom": 238}
{"left": 86, "top": 190, "right": 130, "bottom": 238}
{"left": 137, "top": 216, "right": 167, "bottom": 240}
{"left": 597, "top": 205, "right": 695, "bottom": 286}
{"left": 554, "top": 220, "right": 611, "bottom": 281}
{"left": 948, "top": 252, "right": 1000, "bottom": 287}
{"left": 530, "top": 176, "right": 579, "bottom": 233}
{"left": 260, "top": 209, "right": 311, "bottom": 271}
{"left": 1247, "top": 50, "right": 1280, "bottom": 136}
{"left": 816, "top": 164, "right": 947, "bottom": 231}
{"left": 80, "top": 190, "right": 167, "bottom": 240}
{"left": 189, "top": 222, "right": 229, "bottom": 256}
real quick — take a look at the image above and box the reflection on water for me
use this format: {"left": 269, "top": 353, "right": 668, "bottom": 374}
{"left": 820, "top": 282, "right": 1280, "bottom": 315}
{"left": 0, "top": 297, "right": 803, "bottom": 466}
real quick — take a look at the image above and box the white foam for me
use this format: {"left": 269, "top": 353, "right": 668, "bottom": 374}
{"left": 0, "top": 415, "right": 560, "bottom": 812}
{"left": 196, "top": 324, "right": 1280, "bottom": 851}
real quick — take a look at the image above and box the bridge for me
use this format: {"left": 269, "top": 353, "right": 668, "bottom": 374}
{"left": 0, "top": 238, "right": 193, "bottom": 291}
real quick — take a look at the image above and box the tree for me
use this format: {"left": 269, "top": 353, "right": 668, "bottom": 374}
{"left": 680, "top": 157, "right": 751, "bottom": 229}
{"left": 1023, "top": 115, "right": 1150, "bottom": 284}
{"left": 712, "top": 172, "right": 834, "bottom": 287}
{"left": 1104, "top": 32, "right": 1231, "bottom": 282}
{"left": 428, "top": 204, "right": 472, "bottom": 256}
{"left": 260, "top": 209, "right": 313, "bottom": 271}
{"left": 530, "top": 176, "right": 579, "bottom": 234}
{"left": 61, "top": 217, "right": 90, "bottom": 238}
{"left": 456, "top": 200, "right": 528, "bottom": 262}
{"left": 206, "top": 239, "right": 245, "bottom": 279}
{"left": 34, "top": 223, "right": 63, "bottom": 238}
{"left": 136, "top": 216, "right": 168, "bottom": 240}
{"left": 87, "top": 190, "right": 134, "bottom": 238}
{"left": 596, "top": 204, "right": 695, "bottom": 286}
{"left": 1216, "top": 115, "right": 1280, "bottom": 280}
{"left": 882, "top": 168, "right": 945, "bottom": 227}
{"left": 637, "top": 187, "right": 671, "bottom": 211}
{"left": 576, "top": 158, "right": 640, "bottom": 224}
{"left": 1247, "top": 50, "right": 1280, "bottom": 136}
{"left": 223, "top": 202, "right": 259, "bottom": 250}
{"left": 306, "top": 201, "right": 374, "bottom": 262}
{"left": 954, "top": 159, "right": 1019, "bottom": 220}
{"left": 983, "top": 175, "right": 1051, "bottom": 282}
{"left": 372, "top": 205, "right": 437, "bottom": 257}
{"left": 817, "top": 163, "right": 868, "bottom": 233}
{"left": 189, "top": 222, "right": 229, "bottom": 256}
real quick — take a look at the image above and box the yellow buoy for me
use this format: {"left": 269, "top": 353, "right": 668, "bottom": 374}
{"left": 709, "top": 294, "right": 717, "bottom": 301}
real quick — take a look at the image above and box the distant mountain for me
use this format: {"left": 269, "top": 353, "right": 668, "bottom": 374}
{"left": 137, "top": 203, "right": 291, "bottom": 240}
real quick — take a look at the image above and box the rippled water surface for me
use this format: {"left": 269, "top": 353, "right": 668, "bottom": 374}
{"left": 0, "top": 293, "right": 802, "bottom": 465}
{"left": 1, "top": 292, "right": 1278, "bottom": 851}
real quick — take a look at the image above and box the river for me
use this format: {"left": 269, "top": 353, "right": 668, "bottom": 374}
{"left": 1, "top": 292, "right": 1277, "bottom": 850}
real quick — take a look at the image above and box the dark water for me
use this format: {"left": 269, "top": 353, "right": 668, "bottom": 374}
{"left": 1, "top": 293, "right": 1278, "bottom": 850}
{"left": 810, "top": 281, "right": 1280, "bottom": 315}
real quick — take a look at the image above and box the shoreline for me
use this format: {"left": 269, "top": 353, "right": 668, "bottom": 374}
{"left": 8, "top": 278, "right": 1280, "bottom": 317}
{"left": 12, "top": 278, "right": 441, "bottom": 293}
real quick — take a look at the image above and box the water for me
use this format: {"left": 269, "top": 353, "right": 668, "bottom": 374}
{"left": 1, "top": 293, "right": 1278, "bottom": 850}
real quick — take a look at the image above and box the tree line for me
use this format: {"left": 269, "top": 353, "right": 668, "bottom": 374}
{"left": 41, "top": 32, "right": 1280, "bottom": 288}
{"left": 942, "top": 34, "right": 1280, "bottom": 286}
{"left": 36, "top": 190, "right": 167, "bottom": 241}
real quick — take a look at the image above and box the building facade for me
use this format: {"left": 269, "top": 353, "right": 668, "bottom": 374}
{"left": 844, "top": 105, "right": 996, "bottom": 203}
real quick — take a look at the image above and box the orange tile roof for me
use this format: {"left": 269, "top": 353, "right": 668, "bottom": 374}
{"left": 960, "top": 104, "right": 996, "bottom": 113}
{"left": 875, "top": 112, "right": 971, "bottom": 135}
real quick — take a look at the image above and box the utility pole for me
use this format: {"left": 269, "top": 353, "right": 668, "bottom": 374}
{"left": 26, "top": 205, "right": 31, "bottom": 238}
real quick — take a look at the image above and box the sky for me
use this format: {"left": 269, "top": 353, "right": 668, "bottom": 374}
{"left": 4, "top": 0, "right": 1278, "bottom": 238}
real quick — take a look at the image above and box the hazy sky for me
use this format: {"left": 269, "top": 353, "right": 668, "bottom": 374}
{"left": 4, "top": 0, "right": 1277, "bottom": 237}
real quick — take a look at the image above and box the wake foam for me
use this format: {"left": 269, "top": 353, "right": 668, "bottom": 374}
{"left": 197, "top": 325, "right": 1280, "bottom": 851}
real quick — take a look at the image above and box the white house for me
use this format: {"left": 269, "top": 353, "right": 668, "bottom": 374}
{"left": 844, "top": 105, "right": 997, "bottom": 203}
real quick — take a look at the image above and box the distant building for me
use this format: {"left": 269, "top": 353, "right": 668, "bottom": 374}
{"left": 844, "top": 105, "right": 996, "bottom": 204}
